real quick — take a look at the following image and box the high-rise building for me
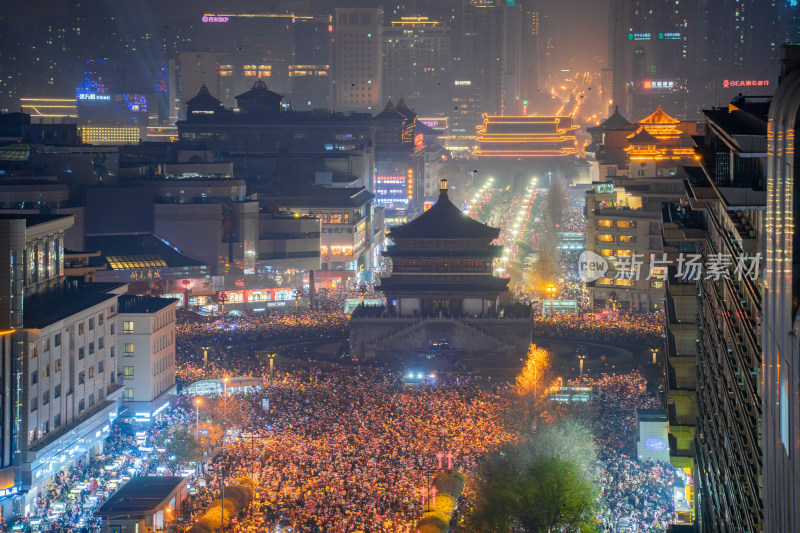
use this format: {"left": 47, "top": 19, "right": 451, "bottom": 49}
{"left": 687, "top": 96, "right": 768, "bottom": 532}
{"left": 333, "top": 7, "right": 383, "bottom": 111}
{"left": 382, "top": 16, "right": 451, "bottom": 114}
{"left": 185, "top": 13, "right": 333, "bottom": 110}
{"left": 608, "top": 0, "right": 693, "bottom": 119}
{"left": 763, "top": 44, "right": 800, "bottom": 533}
{"left": 452, "top": 0, "right": 505, "bottom": 118}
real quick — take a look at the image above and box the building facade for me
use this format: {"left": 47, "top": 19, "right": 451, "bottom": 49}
{"left": 0, "top": 214, "right": 124, "bottom": 517}
{"left": 382, "top": 16, "right": 451, "bottom": 115}
{"left": 333, "top": 7, "right": 383, "bottom": 111}
{"left": 117, "top": 296, "right": 178, "bottom": 424}
{"left": 763, "top": 45, "right": 800, "bottom": 533}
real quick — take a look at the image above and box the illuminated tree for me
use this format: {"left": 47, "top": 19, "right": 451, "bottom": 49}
{"left": 515, "top": 344, "right": 551, "bottom": 397}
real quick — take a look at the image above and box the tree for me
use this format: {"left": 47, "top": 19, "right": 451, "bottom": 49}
{"left": 515, "top": 344, "right": 551, "bottom": 397}
{"left": 466, "top": 450, "right": 599, "bottom": 533}
{"left": 155, "top": 424, "right": 203, "bottom": 474}
{"left": 525, "top": 419, "right": 597, "bottom": 481}
{"left": 516, "top": 457, "right": 599, "bottom": 533}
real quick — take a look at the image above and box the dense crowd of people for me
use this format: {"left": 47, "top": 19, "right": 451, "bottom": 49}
{"left": 181, "top": 368, "right": 514, "bottom": 532}
{"left": 568, "top": 371, "right": 677, "bottom": 532}
{"left": 533, "top": 312, "right": 665, "bottom": 346}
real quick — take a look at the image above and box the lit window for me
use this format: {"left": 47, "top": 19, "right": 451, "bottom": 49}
{"left": 597, "top": 220, "right": 613, "bottom": 227}
{"left": 597, "top": 235, "right": 614, "bottom": 242}
{"left": 123, "top": 321, "right": 134, "bottom": 333}
{"left": 124, "top": 343, "right": 134, "bottom": 357}
{"left": 122, "top": 366, "right": 134, "bottom": 379}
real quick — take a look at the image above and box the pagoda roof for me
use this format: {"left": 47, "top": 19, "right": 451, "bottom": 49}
{"left": 384, "top": 244, "right": 504, "bottom": 258}
{"left": 377, "top": 279, "right": 510, "bottom": 293}
{"left": 186, "top": 84, "right": 222, "bottom": 108}
{"left": 638, "top": 105, "right": 680, "bottom": 125}
{"left": 375, "top": 100, "right": 407, "bottom": 121}
{"left": 235, "top": 79, "right": 283, "bottom": 103}
{"left": 395, "top": 99, "right": 417, "bottom": 121}
{"left": 626, "top": 127, "right": 660, "bottom": 145}
{"left": 600, "top": 106, "right": 633, "bottom": 130}
{"left": 389, "top": 184, "right": 500, "bottom": 240}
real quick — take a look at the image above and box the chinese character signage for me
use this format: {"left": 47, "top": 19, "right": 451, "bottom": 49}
{"left": 723, "top": 79, "right": 770, "bottom": 88}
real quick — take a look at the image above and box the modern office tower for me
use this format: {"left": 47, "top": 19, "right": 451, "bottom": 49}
{"left": 764, "top": 44, "right": 800, "bottom": 533}
{"left": 292, "top": 17, "right": 334, "bottom": 110}
{"left": 503, "top": 0, "right": 540, "bottom": 116}
{"left": 452, "top": 0, "right": 505, "bottom": 118}
{"left": 683, "top": 95, "right": 768, "bottom": 532}
{"left": 116, "top": 296, "right": 178, "bottom": 424}
{"left": 382, "top": 16, "right": 451, "bottom": 114}
{"left": 333, "top": 7, "right": 383, "bottom": 111}
{"left": 608, "top": 0, "right": 693, "bottom": 119}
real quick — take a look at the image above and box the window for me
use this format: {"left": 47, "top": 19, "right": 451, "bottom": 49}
{"left": 42, "top": 338, "right": 50, "bottom": 352}
{"left": 88, "top": 342, "right": 94, "bottom": 355}
{"left": 89, "top": 367, "right": 95, "bottom": 378}
{"left": 55, "top": 359, "right": 62, "bottom": 372}
{"left": 98, "top": 361, "right": 104, "bottom": 374}
{"left": 79, "top": 372, "right": 85, "bottom": 385}
{"left": 98, "top": 337, "right": 104, "bottom": 349}
{"left": 54, "top": 333, "right": 61, "bottom": 347}
{"left": 651, "top": 281, "right": 665, "bottom": 289}
{"left": 88, "top": 393, "right": 94, "bottom": 406}
{"left": 122, "top": 366, "right": 134, "bottom": 379}
{"left": 615, "top": 278, "right": 635, "bottom": 286}
{"left": 616, "top": 220, "right": 634, "bottom": 228}
{"left": 78, "top": 399, "right": 85, "bottom": 412}
{"left": 53, "top": 414, "right": 61, "bottom": 428}
{"left": 31, "top": 371, "right": 37, "bottom": 385}
{"left": 110, "top": 323, "right": 115, "bottom": 335}
{"left": 110, "top": 346, "right": 115, "bottom": 358}
{"left": 43, "top": 364, "right": 49, "bottom": 379}
{"left": 88, "top": 318, "right": 94, "bottom": 330}
{"left": 617, "top": 250, "right": 633, "bottom": 257}
{"left": 124, "top": 343, "right": 134, "bottom": 357}
{"left": 123, "top": 388, "right": 134, "bottom": 401}
{"left": 597, "top": 234, "right": 614, "bottom": 242}
{"left": 42, "top": 421, "right": 49, "bottom": 435}
{"left": 78, "top": 347, "right": 84, "bottom": 360}
{"left": 600, "top": 249, "right": 615, "bottom": 257}
{"left": 98, "top": 313, "right": 104, "bottom": 326}
{"left": 30, "top": 398, "right": 37, "bottom": 412}
{"left": 42, "top": 391, "right": 49, "bottom": 405}
{"left": 123, "top": 321, "right": 134, "bottom": 333}
{"left": 329, "top": 213, "right": 343, "bottom": 224}
{"left": 79, "top": 322, "right": 85, "bottom": 335}
{"left": 619, "top": 235, "right": 635, "bottom": 243}
{"left": 31, "top": 345, "right": 38, "bottom": 358}
{"left": 54, "top": 384, "right": 61, "bottom": 399}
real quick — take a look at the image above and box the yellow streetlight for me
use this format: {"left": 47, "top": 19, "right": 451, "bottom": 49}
{"left": 545, "top": 283, "right": 558, "bottom": 316}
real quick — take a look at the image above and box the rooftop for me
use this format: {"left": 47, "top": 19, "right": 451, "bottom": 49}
{"left": 389, "top": 181, "right": 500, "bottom": 240}
{"left": 118, "top": 295, "right": 179, "bottom": 315}
{"left": 704, "top": 107, "right": 768, "bottom": 137}
{"left": 24, "top": 282, "right": 124, "bottom": 329}
{"left": 0, "top": 213, "right": 72, "bottom": 227}
{"left": 258, "top": 184, "right": 374, "bottom": 208}
{"left": 86, "top": 234, "right": 206, "bottom": 270}
{"left": 97, "top": 477, "right": 188, "bottom": 517}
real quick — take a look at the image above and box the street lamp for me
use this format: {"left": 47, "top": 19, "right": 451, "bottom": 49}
{"left": 195, "top": 398, "right": 201, "bottom": 435}
{"left": 545, "top": 283, "right": 557, "bottom": 316}
{"left": 651, "top": 347, "right": 658, "bottom": 365}
{"left": 267, "top": 353, "right": 276, "bottom": 380}
{"left": 577, "top": 354, "right": 587, "bottom": 382}
{"left": 358, "top": 282, "right": 367, "bottom": 304}
{"left": 202, "top": 346, "right": 209, "bottom": 373}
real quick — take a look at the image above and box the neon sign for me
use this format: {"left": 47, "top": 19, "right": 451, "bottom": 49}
{"left": 723, "top": 79, "right": 770, "bottom": 88}
{"left": 658, "top": 32, "right": 681, "bottom": 40}
{"left": 643, "top": 80, "right": 674, "bottom": 89}
{"left": 77, "top": 94, "right": 110, "bottom": 101}
{"left": 628, "top": 32, "right": 651, "bottom": 40}
{"left": 202, "top": 16, "right": 230, "bottom": 23}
